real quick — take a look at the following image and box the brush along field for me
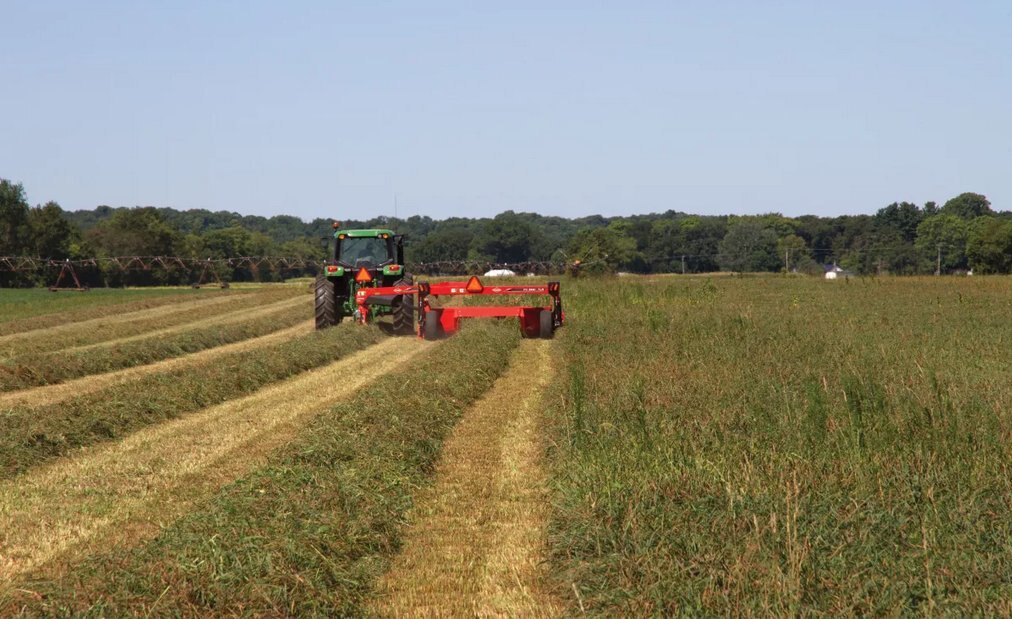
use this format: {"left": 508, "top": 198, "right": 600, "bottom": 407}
{"left": 0, "top": 276, "right": 1010, "bottom": 616}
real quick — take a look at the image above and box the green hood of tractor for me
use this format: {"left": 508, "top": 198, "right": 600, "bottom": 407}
{"left": 333, "top": 228, "right": 396, "bottom": 238}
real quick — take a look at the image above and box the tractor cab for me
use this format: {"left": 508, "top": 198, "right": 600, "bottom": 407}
{"left": 335, "top": 230, "right": 401, "bottom": 269}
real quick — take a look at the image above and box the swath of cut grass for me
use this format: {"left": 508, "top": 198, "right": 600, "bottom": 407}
{"left": 370, "top": 338, "right": 562, "bottom": 617}
{"left": 0, "top": 290, "right": 243, "bottom": 346}
{"left": 0, "top": 320, "right": 313, "bottom": 410}
{"left": 0, "top": 287, "right": 297, "bottom": 357}
{"left": 0, "top": 337, "right": 427, "bottom": 589}
{"left": 0, "top": 321, "right": 381, "bottom": 479}
{"left": 0, "top": 295, "right": 310, "bottom": 391}
{"left": 18, "top": 321, "right": 519, "bottom": 616}
{"left": 0, "top": 288, "right": 217, "bottom": 326}
{"left": 58, "top": 293, "right": 304, "bottom": 354}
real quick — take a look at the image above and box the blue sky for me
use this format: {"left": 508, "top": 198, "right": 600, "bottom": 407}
{"left": 2, "top": 1, "right": 1010, "bottom": 220}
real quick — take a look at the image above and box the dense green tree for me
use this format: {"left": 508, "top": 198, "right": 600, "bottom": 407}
{"left": 567, "top": 224, "right": 639, "bottom": 274}
{"left": 85, "top": 207, "right": 181, "bottom": 257}
{"left": 718, "top": 220, "right": 779, "bottom": 272}
{"left": 916, "top": 214, "right": 969, "bottom": 272}
{"left": 875, "top": 201, "right": 923, "bottom": 242}
{"left": 966, "top": 217, "right": 1012, "bottom": 273}
{"left": 199, "top": 226, "right": 255, "bottom": 258}
{"left": 795, "top": 215, "right": 841, "bottom": 264}
{"left": 679, "top": 217, "right": 726, "bottom": 272}
{"left": 643, "top": 215, "right": 726, "bottom": 273}
{"left": 875, "top": 230, "right": 924, "bottom": 274}
{"left": 7, "top": 177, "right": 1012, "bottom": 285}
{"left": 643, "top": 218, "right": 680, "bottom": 272}
{"left": 27, "top": 201, "right": 78, "bottom": 259}
{"left": 830, "top": 215, "right": 878, "bottom": 273}
{"left": 280, "top": 238, "right": 326, "bottom": 261}
{"left": 471, "top": 211, "right": 544, "bottom": 263}
{"left": 941, "top": 192, "right": 993, "bottom": 219}
{"left": 408, "top": 227, "right": 473, "bottom": 264}
{"left": 776, "top": 234, "right": 809, "bottom": 271}
{"left": 753, "top": 213, "right": 798, "bottom": 237}
{"left": 0, "top": 179, "right": 30, "bottom": 255}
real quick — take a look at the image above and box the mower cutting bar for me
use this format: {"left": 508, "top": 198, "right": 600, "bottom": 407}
{"left": 354, "top": 276, "right": 563, "bottom": 339}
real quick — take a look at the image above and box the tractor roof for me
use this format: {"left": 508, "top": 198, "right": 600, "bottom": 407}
{"left": 333, "top": 228, "right": 396, "bottom": 238}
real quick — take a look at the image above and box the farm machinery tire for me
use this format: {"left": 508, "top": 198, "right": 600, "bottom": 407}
{"left": 315, "top": 274, "right": 340, "bottom": 330}
{"left": 391, "top": 274, "right": 415, "bottom": 335}
{"left": 539, "top": 309, "right": 555, "bottom": 339}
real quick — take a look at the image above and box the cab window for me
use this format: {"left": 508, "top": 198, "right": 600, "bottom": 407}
{"left": 338, "top": 237, "right": 389, "bottom": 267}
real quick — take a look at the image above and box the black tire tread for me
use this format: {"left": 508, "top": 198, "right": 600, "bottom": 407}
{"left": 539, "top": 309, "right": 554, "bottom": 339}
{"left": 391, "top": 273, "right": 415, "bottom": 335}
{"left": 423, "top": 309, "right": 442, "bottom": 340}
{"left": 315, "top": 274, "right": 338, "bottom": 330}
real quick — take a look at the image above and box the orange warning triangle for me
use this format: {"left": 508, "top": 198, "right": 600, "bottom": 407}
{"left": 465, "top": 276, "right": 484, "bottom": 293}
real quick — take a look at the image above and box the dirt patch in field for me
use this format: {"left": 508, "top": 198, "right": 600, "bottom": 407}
{"left": 0, "top": 337, "right": 428, "bottom": 584}
{"left": 369, "top": 339, "right": 562, "bottom": 618}
{"left": 0, "top": 320, "right": 314, "bottom": 410}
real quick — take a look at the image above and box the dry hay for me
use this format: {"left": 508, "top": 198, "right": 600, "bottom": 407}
{"left": 0, "top": 320, "right": 313, "bottom": 410}
{"left": 370, "top": 339, "right": 562, "bottom": 618}
{"left": 0, "top": 337, "right": 428, "bottom": 583}
{"left": 59, "top": 294, "right": 307, "bottom": 354}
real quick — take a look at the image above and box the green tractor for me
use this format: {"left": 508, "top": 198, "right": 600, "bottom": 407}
{"left": 314, "top": 225, "right": 414, "bottom": 333}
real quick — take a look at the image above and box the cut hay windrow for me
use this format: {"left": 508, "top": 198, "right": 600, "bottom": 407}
{"left": 0, "top": 290, "right": 245, "bottom": 346}
{"left": 0, "top": 321, "right": 381, "bottom": 478}
{"left": 17, "top": 321, "right": 519, "bottom": 616}
{"left": 0, "top": 320, "right": 313, "bottom": 410}
{"left": 0, "top": 287, "right": 298, "bottom": 357}
{"left": 56, "top": 292, "right": 305, "bottom": 355}
{"left": 370, "top": 338, "right": 562, "bottom": 617}
{"left": 0, "top": 288, "right": 224, "bottom": 328}
{"left": 0, "top": 296, "right": 310, "bottom": 392}
{"left": 0, "top": 337, "right": 428, "bottom": 588}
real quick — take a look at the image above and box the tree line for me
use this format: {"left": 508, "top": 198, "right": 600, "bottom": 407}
{"left": 2, "top": 177, "right": 1011, "bottom": 286}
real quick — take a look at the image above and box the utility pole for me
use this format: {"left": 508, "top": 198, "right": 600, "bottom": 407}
{"left": 784, "top": 248, "right": 790, "bottom": 273}
{"left": 935, "top": 244, "right": 942, "bottom": 276}
{"left": 681, "top": 255, "right": 686, "bottom": 274}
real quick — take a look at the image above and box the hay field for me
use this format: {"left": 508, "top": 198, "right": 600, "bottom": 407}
{"left": 0, "top": 276, "right": 1008, "bottom": 616}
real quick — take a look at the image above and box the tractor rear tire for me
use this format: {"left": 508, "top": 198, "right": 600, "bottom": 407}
{"left": 315, "top": 275, "right": 339, "bottom": 330}
{"left": 423, "top": 310, "right": 443, "bottom": 340}
{"left": 391, "top": 274, "right": 415, "bottom": 335}
{"left": 539, "top": 309, "right": 555, "bottom": 339}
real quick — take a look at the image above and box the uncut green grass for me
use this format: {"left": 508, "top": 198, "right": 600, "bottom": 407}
{"left": 547, "top": 275, "right": 1012, "bottom": 615}
{"left": 0, "top": 299, "right": 310, "bottom": 391}
{"left": 0, "top": 287, "right": 220, "bottom": 324}
{"left": 18, "top": 322, "right": 519, "bottom": 616}
{"left": 0, "top": 323, "right": 383, "bottom": 479}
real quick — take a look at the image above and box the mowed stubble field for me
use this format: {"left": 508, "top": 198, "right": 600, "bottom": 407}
{"left": 0, "top": 275, "right": 1009, "bottom": 616}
